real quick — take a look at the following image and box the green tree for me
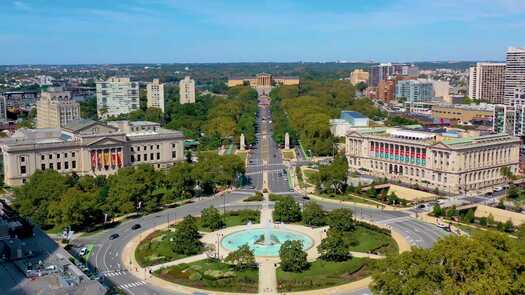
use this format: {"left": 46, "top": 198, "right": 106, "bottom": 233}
{"left": 200, "top": 206, "right": 224, "bottom": 231}
{"left": 145, "top": 107, "right": 163, "bottom": 123}
{"left": 172, "top": 215, "right": 203, "bottom": 255}
{"left": 463, "top": 208, "right": 475, "bottom": 223}
{"left": 317, "top": 231, "right": 351, "bottom": 261}
{"left": 279, "top": 240, "right": 309, "bottom": 273}
{"left": 302, "top": 202, "right": 326, "bottom": 226}
{"left": 224, "top": 244, "right": 256, "bottom": 270}
{"left": 371, "top": 232, "right": 525, "bottom": 294}
{"left": 48, "top": 188, "right": 103, "bottom": 230}
{"left": 432, "top": 204, "right": 444, "bottom": 217}
{"left": 14, "top": 170, "right": 69, "bottom": 226}
{"left": 273, "top": 196, "right": 302, "bottom": 223}
{"left": 327, "top": 208, "right": 355, "bottom": 232}
{"left": 318, "top": 155, "right": 348, "bottom": 194}
{"left": 355, "top": 82, "right": 368, "bottom": 92}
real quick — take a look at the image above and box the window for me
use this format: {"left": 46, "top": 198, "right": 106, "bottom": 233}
{"left": 137, "top": 155, "right": 141, "bottom": 161}
{"left": 20, "top": 166, "right": 26, "bottom": 174}
{"left": 137, "top": 146, "right": 140, "bottom": 151}
{"left": 71, "top": 152, "right": 75, "bottom": 158}
{"left": 172, "top": 143, "right": 176, "bottom": 148}
{"left": 41, "top": 155, "right": 45, "bottom": 160}
{"left": 57, "top": 162, "right": 61, "bottom": 170}
{"left": 65, "top": 162, "right": 69, "bottom": 169}
{"left": 131, "top": 147, "right": 134, "bottom": 152}
{"left": 131, "top": 155, "right": 135, "bottom": 162}
{"left": 172, "top": 151, "right": 177, "bottom": 159}
{"left": 156, "top": 145, "right": 160, "bottom": 149}
{"left": 49, "top": 163, "right": 54, "bottom": 169}
{"left": 157, "top": 153, "right": 160, "bottom": 160}
{"left": 41, "top": 164, "right": 45, "bottom": 170}
{"left": 72, "top": 161, "right": 76, "bottom": 169}
{"left": 64, "top": 153, "right": 68, "bottom": 158}
{"left": 150, "top": 145, "right": 154, "bottom": 150}
{"left": 49, "top": 154, "right": 53, "bottom": 160}
{"left": 20, "top": 156, "right": 25, "bottom": 163}
{"left": 150, "top": 153, "right": 154, "bottom": 160}
{"left": 144, "top": 154, "right": 148, "bottom": 161}
{"left": 57, "top": 154, "right": 60, "bottom": 159}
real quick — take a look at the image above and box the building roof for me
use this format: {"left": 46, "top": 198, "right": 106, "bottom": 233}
{"left": 341, "top": 111, "right": 367, "bottom": 119}
{"left": 63, "top": 119, "right": 98, "bottom": 132}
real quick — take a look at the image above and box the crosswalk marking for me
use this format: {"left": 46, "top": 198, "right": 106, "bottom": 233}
{"left": 102, "top": 270, "right": 127, "bottom": 277}
{"left": 376, "top": 216, "right": 412, "bottom": 225}
{"left": 120, "top": 281, "right": 146, "bottom": 289}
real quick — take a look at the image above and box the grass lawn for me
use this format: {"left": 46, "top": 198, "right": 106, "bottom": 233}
{"left": 346, "top": 226, "right": 398, "bottom": 255}
{"left": 317, "top": 193, "right": 378, "bottom": 206}
{"left": 303, "top": 170, "right": 318, "bottom": 184}
{"left": 155, "top": 258, "right": 258, "bottom": 293}
{"left": 277, "top": 258, "right": 370, "bottom": 292}
{"left": 282, "top": 150, "right": 295, "bottom": 161}
{"left": 269, "top": 194, "right": 290, "bottom": 202}
{"left": 135, "top": 230, "right": 190, "bottom": 267}
{"left": 243, "top": 194, "right": 264, "bottom": 202}
{"left": 197, "top": 210, "right": 260, "bottom": 232}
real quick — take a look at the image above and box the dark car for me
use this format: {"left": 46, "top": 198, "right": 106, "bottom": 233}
{"left": 302, "top": 196, "right": 310, "bottom": 200}
{"left": 131, "top": 224, "right": 141, "bottom": 230}
{"left": 109, "top": 233, "right": 119, "bottom": 240}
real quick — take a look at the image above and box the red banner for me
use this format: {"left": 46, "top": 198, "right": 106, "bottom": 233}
{"left": 90, "top": 151, "right": 97, "bottom": 168}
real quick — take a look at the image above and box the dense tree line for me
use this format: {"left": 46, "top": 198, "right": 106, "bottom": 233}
{"left": 166, "top": 86, "right": 257, "bottom": 150}
{"left": 372, "top": 231, "right": 525, "bottom": 294}
{"left": 14, "top": 154, "right": 244, "bottom": 230}
{"left": 270, "top": 81, "right": 385, "bottom": 155}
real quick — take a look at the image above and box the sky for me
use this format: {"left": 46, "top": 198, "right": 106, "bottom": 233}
{"left": 1, "top": 0, "right": 525, "bottom": 65}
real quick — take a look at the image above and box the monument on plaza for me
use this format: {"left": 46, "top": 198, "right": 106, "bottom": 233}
{"left": 285, "top": 132, "right": 290, "bottom": 150}
{"left": 240, "top": 133, "right": 245, "bottom": 151}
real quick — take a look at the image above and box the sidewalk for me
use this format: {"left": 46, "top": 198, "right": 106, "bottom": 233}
{"left": 259, "top": 259, "right": 277, "bottom": 294}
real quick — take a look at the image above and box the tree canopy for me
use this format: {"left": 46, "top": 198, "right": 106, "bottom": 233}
{"left": 273, "top": 196, "right": 302, "bottom": 223}
{"left": 279, "top": 240, "right": 309, "bottom": 273}
{"left": 371, "top": 231, "right": 525, "bottom": 294}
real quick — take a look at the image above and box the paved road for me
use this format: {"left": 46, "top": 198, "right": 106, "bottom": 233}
{"left": 81, "top": 95, "right": 449, "bottom": 294}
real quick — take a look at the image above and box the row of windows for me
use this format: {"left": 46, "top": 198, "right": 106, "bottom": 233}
{"left": 131, "top": 153, "right": 161, "bottom": 163}
{"left": 40, "top": 152, "right": 76, "bottom": 161}
{"left": 40, "top": 161, "right": 77, "bottom": 171}
{"left": 131, "top": 145, "right": 160, "bottom": 152}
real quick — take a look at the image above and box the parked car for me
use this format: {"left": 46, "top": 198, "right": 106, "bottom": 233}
{"left": 79, "top": 247, "right": 88, "bottom": 256}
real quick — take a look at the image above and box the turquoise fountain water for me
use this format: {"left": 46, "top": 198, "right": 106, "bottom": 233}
{"left": 221, "top": 228, "right": 313, "bottom": 256}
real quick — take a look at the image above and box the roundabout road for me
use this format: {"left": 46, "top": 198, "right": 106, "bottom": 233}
{"left": 79, "top": 96, "right": 449, "bottom": 294}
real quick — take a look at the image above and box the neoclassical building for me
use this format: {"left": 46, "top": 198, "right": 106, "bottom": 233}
{"left": 228, "top": 73, "right": 299, "bottom": 95}
{"left": 0, "top": 120, "right": 185, "bottom": 186}
{"left": 346, "top": 126, "right": 520, "bottom": 194}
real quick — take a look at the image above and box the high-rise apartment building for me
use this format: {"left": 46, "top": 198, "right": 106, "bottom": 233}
{"left": 36, "top": 87, "right": 81, "bottom": 129}
{"left": 0, "top": 95, "right": 7, "bottom": 123}
{"left": 432, "top": 80, "right": 450, "bottom": 102}
{"left": 504, "top": 47, "right": 525, "bottom": 106}
{"left": 395, "top": 79, "right": 434, "bottom": 102}
{"left": 349, "top": 69, "right": 369, "bottom": 85}
{"left": 368, "top": 63, "right": 418, "bottom": 87}
{"left": 147, "top": 79, "right": 165, "bottom": 112}
{"left": 179, "top": 76, "right": 195, "bottom": 104}
{"left": 468, "top": 63, "right": 506, "bottom": 104}
{"left": 96, "top": 77, "right": 139, "bottom": 118}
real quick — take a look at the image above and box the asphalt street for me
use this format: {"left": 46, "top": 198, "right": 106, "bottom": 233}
{"left": 80, "top": 95, "right": 449, "bottom": 294}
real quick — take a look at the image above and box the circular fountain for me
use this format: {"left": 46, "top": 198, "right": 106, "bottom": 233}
{"left": 221, "top": 227, "right": 313, "bottom": 257}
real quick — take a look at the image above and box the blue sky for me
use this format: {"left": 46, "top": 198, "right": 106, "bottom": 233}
{"left": 1, "top": 0, "right": 524, "bottom": 64}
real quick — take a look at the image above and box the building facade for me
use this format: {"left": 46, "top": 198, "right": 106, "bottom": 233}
{"left": 377, "top": 79, "right": 396, "bottom": 101}
{"left": 147, "top": 79, "right": 165, "bottom": 112}
{"left": 227, "top": 74, "right": 299, "bottom": 88}
{"left": 432, "top": 80, "right": 450, "bottom": 102}
{"left": 368, "top": 63, "right": 418, "bottom": 87}
{"left": 349, "top": 69, "right": 369, "bottom": 85}
{"left": 504, "top": 47, "right": 525, "bottom": 106}
{"left": 36, "top": 87, "right": 81, "bottom": 129}
{"left": 179, "top": 76, "right": 196, "bottom": 104}
{"left": 395, "top": 79, "right": 434, "bottom": 102}
{"left": 330, "top": 111, "right": 369, "bottom": 137}
{"left": 468, "top": 63, "right": 506, "bottom": 104}
{"left": 432, "top": 104, "right": 494, "bottom": 123}
{"left": 346, "top": 127, "right": 520, "bottom": 194}
{"left": 0, "top": 120, "right": 185, "bottom": 186}
{"left": 0, "top": 96, "right": 7, "bottom": 123}
{"left": 96, "top": 77, "right": 139, "bottom": 119}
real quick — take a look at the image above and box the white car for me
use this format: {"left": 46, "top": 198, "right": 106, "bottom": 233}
{"left": 79, "top": 247, "right": 88, "bottom": 256}
{"left": 494, "top": 186, "right": 504, "bottom": 192}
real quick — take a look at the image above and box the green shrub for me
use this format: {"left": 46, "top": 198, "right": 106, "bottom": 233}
{"left": 189, "top": 272, "right": 202, "bottom": 281}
